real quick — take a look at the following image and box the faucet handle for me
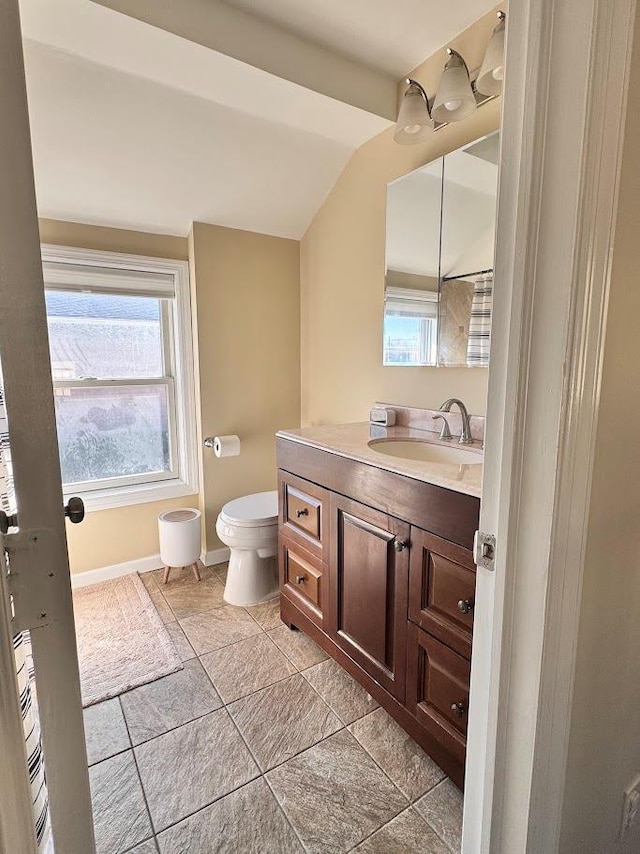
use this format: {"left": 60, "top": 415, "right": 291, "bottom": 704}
{"left": 432, "top": 414, "right": 452, "bottom": 441}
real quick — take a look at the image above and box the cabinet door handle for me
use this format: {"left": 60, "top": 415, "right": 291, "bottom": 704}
{"left": 450, "top": 701, "right": 466, "bottom": 716}
{"left": 393, "top": 539, "right": 409, "bottom": 552}
{"left": 295, "top": 508, "right": 309, "bottom": 518}
{"left": 457, "top": 599, "right": 474, "bottom": 614}
{"left": 295, "top": 575, "right": 306, "bottom": 584}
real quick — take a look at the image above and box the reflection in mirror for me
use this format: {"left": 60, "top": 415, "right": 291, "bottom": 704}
{"left": 439, "top": 131, "right": 499, "bottom": 367}
{"left": 383, "top": 130, "right": 500, "bottom": 369}
{"left": 383, "top": 158, "right": 443, "bottom": 366}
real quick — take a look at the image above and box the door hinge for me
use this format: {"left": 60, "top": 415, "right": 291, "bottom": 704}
{"left": 1, "top": 528, "right": 57, "bottom": 631}
{"left": 474, "top": 530, "right": 496, "bottom": 571}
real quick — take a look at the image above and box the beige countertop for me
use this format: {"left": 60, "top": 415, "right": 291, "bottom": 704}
{"left": 277, "top": 422, "right": 483, "bottom": 498}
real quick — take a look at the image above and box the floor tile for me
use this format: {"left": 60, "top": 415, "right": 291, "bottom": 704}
{"left": 266, "top": 729, "right": 407, "bottom": 854}
{"left": 156, "top": 777, "right": 303, "bottom": 854}
{"left": 245, "top": 596, "right": 282, "bottom": 631}
{"left": 164, "top": 621, "right": 196, "bottom": 663}
{"left": 414, "top": 778, "right": 464, "bottom": 853}
{"left": 89, "top": 751, "right": 153, "bottom": 854}
{"left": 84, "top": 697, "right": 130, "bottom": 766}
{"left": 200, "top": 633, "right": 296, "bottom": 703}
{"left": 161, "top": 575, "right": 226, "bottom": 620}
{"left": 138, "top": 571, "right": 159, "bottom": 594}
{"left": 352, "top": 807, "right": 450, "bottom": 854}
{"left": 121, "top": 659, "right": 222, "bottom": 745}
{"left": 268, "top": 624, "right": 329, "bottom": 670}
{"left": 349, "top": 707, "right": 445, "bottom": 801}
{"left": 303, "top": 658, "right": 379, "bottom": 725}
{"left": 213, "top": 563, "right": 228, "bottom": 584}
{"left": 228, "top": 673, "right": 342, "bottom": 771}
{"left": 126, "top": 840, "right": 158, "bottom": 854}
{"left": 152, "top": 564, "right": 216, "bottom": 589}
{"left": 135, "top": 708, "right": 259, "bottom": 833}
{"left": 148, "top": 589, "right": 174, "bottom": 624}
{"left": 180, "top": 604, "right": 262, "bottom": 655}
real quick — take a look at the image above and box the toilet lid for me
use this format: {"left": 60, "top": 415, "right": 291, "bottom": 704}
{"left": 219, "top": 491, "right": 278, "bottom": 527}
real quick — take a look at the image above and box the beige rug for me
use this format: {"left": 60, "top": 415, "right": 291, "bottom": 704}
{"left": 73, "top": 574, "right": 182, "bottom": 707}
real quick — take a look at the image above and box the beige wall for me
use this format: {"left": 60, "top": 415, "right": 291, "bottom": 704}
{"left": 38, "top": 219, "right": 199, "bottom": 574}
{"left": 300, "top": 8, "right": 502, "bottom": 425}
{"left": 189, "top": 222, "right": 300, "bottom": 552}
{"left": 559, "top": 13, "right": 640, "bottom": 853}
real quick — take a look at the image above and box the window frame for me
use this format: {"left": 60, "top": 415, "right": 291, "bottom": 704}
{"left": 41, "top": 244, "right": 199, "bottom": 512}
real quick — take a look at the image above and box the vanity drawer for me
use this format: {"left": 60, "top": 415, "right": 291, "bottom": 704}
{"left": 409, "top": 528, "right": 476, "bottom": 658}
{"left": 407, "top": 624, "right": 469, "bottom": 763}
{"left": 278, "top": 471, "right": 328, "bottom": 558}
{"left": 279, "top": 534, "right": 325, "bottom": 628}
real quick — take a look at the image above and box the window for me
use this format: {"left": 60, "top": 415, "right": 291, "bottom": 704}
{"left": 383, "top": 287, "right": 438, "bottom": 366}
{"left": 41, "top": 246, "right": 198, "bottom": 511}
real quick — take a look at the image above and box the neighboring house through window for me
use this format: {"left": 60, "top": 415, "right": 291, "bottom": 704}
{"left": 41, "top": 245, "right": 198, "bottom": 511}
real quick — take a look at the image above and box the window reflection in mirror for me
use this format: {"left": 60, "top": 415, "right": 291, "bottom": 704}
{"left": 383, "top": 158, "right": 443, "bottom": 367}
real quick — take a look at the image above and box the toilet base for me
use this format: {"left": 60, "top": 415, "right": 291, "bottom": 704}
{"left": 223, "top": 550, "right": 279, "bottom": 607}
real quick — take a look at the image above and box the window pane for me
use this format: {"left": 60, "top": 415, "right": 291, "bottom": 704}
{"left": 383, "top": 314, "right": 437, "bottom": 365}
{"left": 45, "top": 291, "right": 164, "bottom": 379}
{"left": 54, "top": 385, "right": 171, "bottom": 486}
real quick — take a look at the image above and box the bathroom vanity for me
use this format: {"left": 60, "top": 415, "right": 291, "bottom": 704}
{"left": 276, "top": 414, "right": 482, "bottom": 788}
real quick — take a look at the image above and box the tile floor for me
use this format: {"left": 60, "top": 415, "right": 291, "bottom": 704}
{"left": 84, "top": 564, "right": 463, "bottom": 853}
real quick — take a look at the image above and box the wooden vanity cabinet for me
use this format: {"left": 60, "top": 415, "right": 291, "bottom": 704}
{"left": 277, "top": 437, "right": 479, "bottom": 788}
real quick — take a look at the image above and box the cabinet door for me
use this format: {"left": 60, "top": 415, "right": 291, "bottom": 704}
{"left": 407, "top": 623, "right": 469, "bottom": 767}
{"left": 328, "top": 494, "right": 409, "bottom": 701}
{"left": 409, "top": 528, "right": 476, "bottom": 658}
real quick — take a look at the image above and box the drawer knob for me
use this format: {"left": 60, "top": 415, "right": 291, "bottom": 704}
{"left": 451, "top": 701, "right": 466, "bottom": 716}
{"left": 393, "top": 539, "right": 409, "bottom": 552}
{"left": 295, "top": 575, "right": 306, "bottom": 584}
{"left": 295, "top": 508, "right": 309, "bottom": 518}
{"left": 457, "top": 599, "right": 474, "bottom": 614}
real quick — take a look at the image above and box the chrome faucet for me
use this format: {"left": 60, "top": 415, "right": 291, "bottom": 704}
{"left": 438, "top": 398, "right": 474, "bottom": 444}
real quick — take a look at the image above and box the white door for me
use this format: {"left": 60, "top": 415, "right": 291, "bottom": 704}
{"left": 0, "top": 2, "right": 95, "bottom": 852}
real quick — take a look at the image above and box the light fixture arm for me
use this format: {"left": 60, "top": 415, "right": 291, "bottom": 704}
{"left": 405, "top": 78, "right": 432, "bottom": 119}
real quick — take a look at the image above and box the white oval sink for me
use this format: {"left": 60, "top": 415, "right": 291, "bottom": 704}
{"left": 368, "top": 439, "right": 483, "bottom": 465}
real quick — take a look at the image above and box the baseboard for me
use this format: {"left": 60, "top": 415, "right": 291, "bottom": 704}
{"left": 70, "top": 554, "right": 163, "bottom": 589}
{"left": 200, "top": 547, "right": 230, "bottom": 567}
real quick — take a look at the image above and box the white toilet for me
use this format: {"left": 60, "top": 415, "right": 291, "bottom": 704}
{"left": 215, "top": 490, "right": 279, "bottom": 606}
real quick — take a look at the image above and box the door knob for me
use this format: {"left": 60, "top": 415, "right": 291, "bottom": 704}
{"left": 450, "top": 701, "right": 466, "bottom": 716}
{"left": 64, "top": 497, "right": 85, "bottom": 524}
{"left": 0, "top": 511, "right": 18, "bottom": 535}
{"left": 457, "top": 599, "right": 474, "bottom": 614}
{"left": 393, "top": 539, "right": 409, "bottom": 552}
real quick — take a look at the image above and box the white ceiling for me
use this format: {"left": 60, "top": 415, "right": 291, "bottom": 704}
{"left": 19, "top": 0, "right": 494, "bottom": 239}
{"left": 222, "top": 0, "right": 495, "bottom": 77}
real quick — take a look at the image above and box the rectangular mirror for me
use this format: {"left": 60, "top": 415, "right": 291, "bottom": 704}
{"left": 383, "top": 130, "right": 500, "bottom": 368}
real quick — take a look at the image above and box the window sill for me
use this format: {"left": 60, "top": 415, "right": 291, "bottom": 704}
{"left": 64, "top": 478, "right": 199, "bottom": 513}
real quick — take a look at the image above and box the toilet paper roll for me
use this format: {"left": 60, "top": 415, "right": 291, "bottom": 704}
{"left": 213, "top": 435, "right": 241, "bottom": 458}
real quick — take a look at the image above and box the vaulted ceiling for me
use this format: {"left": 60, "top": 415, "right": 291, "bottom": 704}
{"left": 19, "top": 0, "right": 495, "bottom": 239}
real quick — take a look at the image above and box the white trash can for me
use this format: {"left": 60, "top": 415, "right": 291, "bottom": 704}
{"left": 158, "top": 508, "right": 202, "bottom": 584}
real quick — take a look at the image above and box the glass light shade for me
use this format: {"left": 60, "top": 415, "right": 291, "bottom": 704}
{"left": 432, "top": 50, "right": 477, "bottom": 124}
{"left": 394, "top": 80, "right": 431, "bottom": 144}
{"left": 476, "top": 13, "right": 506, "bottom": 96}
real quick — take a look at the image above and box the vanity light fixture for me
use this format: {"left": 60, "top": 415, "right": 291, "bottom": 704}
{"left": 393, "top": 10, "right": 506, "bottom": 143}
{"left": 431, "top": 49, "right": 477, "bottom": 124}
{"left": 393, "top": 78, "right": 432, "bottom": 144}
{"left": 476, "top": 11, "right": 506, "bottom": 96}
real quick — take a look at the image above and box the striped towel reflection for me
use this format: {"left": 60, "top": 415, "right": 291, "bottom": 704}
{"left": 467, "top": 273, "right": 493, "bottom": 367}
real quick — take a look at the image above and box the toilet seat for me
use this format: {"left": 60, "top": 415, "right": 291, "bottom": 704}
{"left": 219, "top": 491, "right": 278, "bottom": 528}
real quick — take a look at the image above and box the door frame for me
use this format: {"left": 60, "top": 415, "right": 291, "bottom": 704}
{"left": 464, "top": 0, "right": 636, "bottom": 851}
{"left": 0, "top": 2, "right": 95, "bottom": 852}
